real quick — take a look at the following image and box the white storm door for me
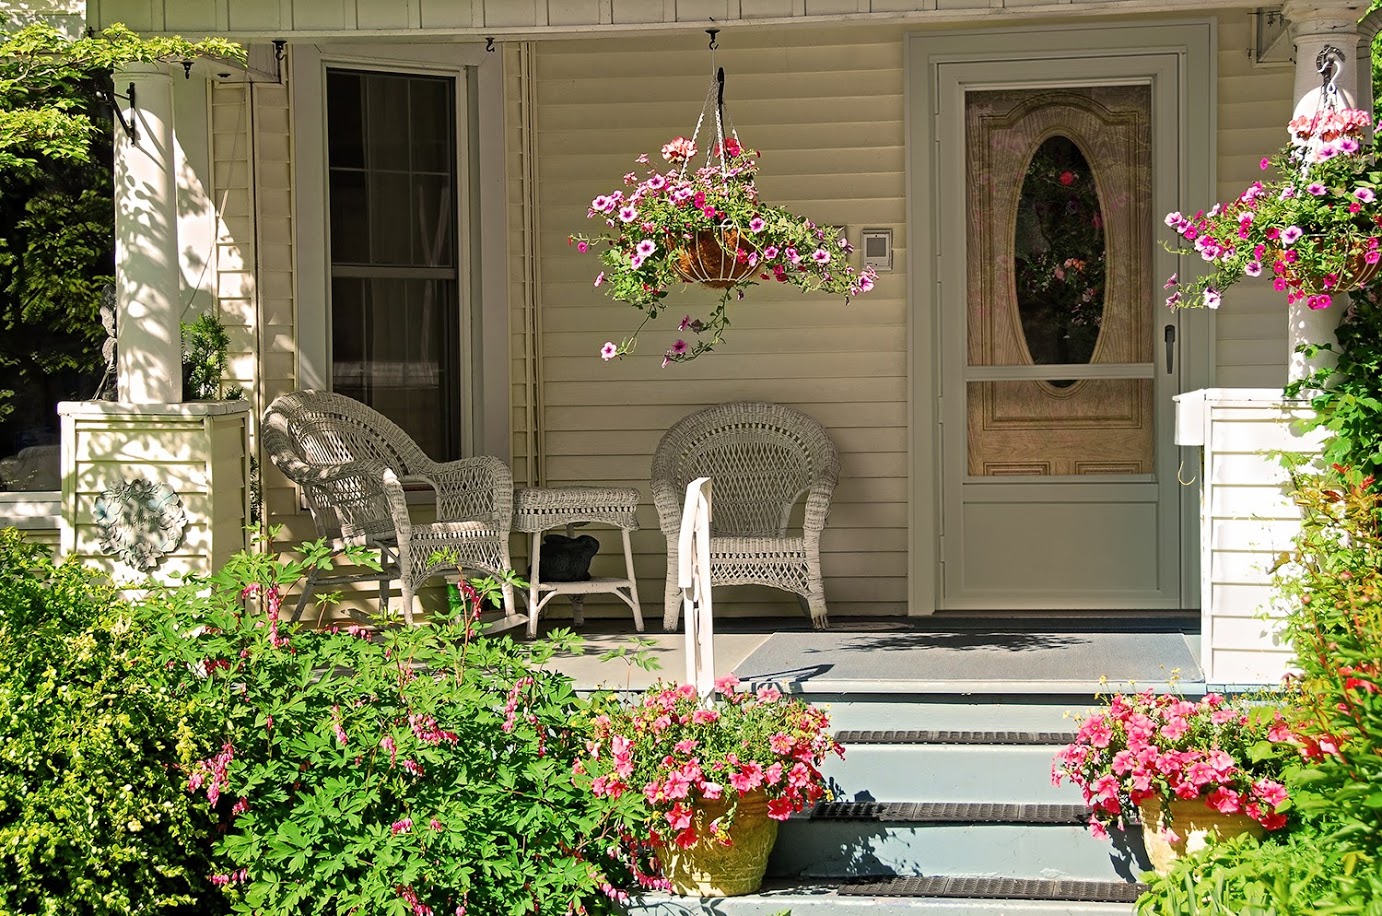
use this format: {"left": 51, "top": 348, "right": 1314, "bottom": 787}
{"left": 937, "top": 58, "right": 1183, "bottom": 610}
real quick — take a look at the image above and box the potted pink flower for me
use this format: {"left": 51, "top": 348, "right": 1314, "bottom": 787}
{"left": 1053, "top": 690, "right": 1298, "bottom": 874}
{"left": 580, "top": 676, "right": 843, "bottom": 897}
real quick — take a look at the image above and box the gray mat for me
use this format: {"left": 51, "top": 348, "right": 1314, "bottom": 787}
{"left": 733, "top": 630, "right": 1202, "bottom": 688}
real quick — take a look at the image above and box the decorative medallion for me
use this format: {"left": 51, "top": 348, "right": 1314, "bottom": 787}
{"left": 93, "top": 478, "right": 187, "bottom": 571}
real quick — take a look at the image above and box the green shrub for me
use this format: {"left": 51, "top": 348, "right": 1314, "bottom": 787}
{"left": 1135, "top": 829, "right": 1336, "bottom": 916}
{"left": 149, "top": 543, "right": 628, "bottom": 916}
{"left": 0, "top": 528, "right": 226, "bottom": 916}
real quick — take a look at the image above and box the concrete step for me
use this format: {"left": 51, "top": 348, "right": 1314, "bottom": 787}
{"left": 825, "top": 729, "right": 1081, "bottom": 804}
{"left": 624, "top": 879, "right": 1138, "bottom": 915}
{"left": 768, "top": 803, "right": 1149, "bottom": 883}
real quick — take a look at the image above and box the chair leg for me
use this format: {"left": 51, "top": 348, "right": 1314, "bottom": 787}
{"left": 663, "top": 551, "right": 682, "bottom": 632}
{"left": 806, "top": 588, "right": 829, "bottom": 630}
{"left": 400, "top": 580, "right": 415, "bottom": 626}
{"left": 527, "top": 532, "right": 542, "bottom": 639}
{"left": 622, "top": 527, "right": 644, "bottom": 633}
{"left": 291, "top": 565, "right": 321, "bottom": 623}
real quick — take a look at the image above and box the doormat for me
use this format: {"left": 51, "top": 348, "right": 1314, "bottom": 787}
{"left": 733, "top": 630, "right": 1202, "bottom": 689}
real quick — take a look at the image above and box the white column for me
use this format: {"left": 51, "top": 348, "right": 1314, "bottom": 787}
{"left": 113, "top": 63, "right": 183, "bottom": 404}
{"left": 1281, "top": 1, "right": 1366, "bottom": 382}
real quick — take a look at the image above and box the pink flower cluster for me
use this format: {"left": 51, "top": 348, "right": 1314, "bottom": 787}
{"left": 187, "top": 742, "right": 236, "bottom": 807}
{"left": 1053, "top": 691, "right": 1297, "bottom": 839}
{"left": 583, "top": 676, "right": 843, "bottom": 887}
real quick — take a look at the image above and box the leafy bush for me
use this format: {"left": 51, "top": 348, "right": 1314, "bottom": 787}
{"left": 150, "top": 543, "right": 628, "bottom": 916}
{"left": 1135, "top": 829, "right": 1336, "bottom": 916}
{"left": 0, "top": 528, "right": 226, "bottom": 916}
{"left": 1277, "top": 469, "right": 1382, "bottom": 896}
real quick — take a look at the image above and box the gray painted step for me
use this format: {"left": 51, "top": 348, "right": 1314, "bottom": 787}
{"left": 768, "top": 803, "right": 1149, "bottom": 882}
{"left": 812, "top": 696, "right": 1103, "bottom": 733}
{"left": 825, "top": 743, "right": 1082, "bottom": 804}
{"left": 624, "top": 882, "right": 1136, "bottom": 915}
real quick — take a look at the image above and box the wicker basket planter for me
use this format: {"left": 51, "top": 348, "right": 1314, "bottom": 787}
{"left": 1137, "top": 798, "right": 1266, "bottom": 876}
{"left": 656, "top": 789, "right": 779, "bottom": 897}
{"left": 671, "top": 229, "right": 758, "bottom": 289}
{"left": 1278, "top": 240, "right": 1382, "bottom": 295}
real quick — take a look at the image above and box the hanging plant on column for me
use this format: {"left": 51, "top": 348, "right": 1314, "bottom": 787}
{"left": 571, "top": 33, "right": 878, "bottom": 367}
{"left": 1161, "top": 46, "right": 1382, "bottom": 381}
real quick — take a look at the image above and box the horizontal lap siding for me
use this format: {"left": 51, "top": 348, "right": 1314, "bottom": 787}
{"left": 531, "top": 28, "right": 909, "bottom": 618}
{"left": 1204, "top": 403, "right": 1321, "bottom": 682}
{"left": 1213, "top": 17, "right": 1293, "bottom": 388}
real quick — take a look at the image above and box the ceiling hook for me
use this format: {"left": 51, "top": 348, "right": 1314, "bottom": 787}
{"left": 706, "top": 27, "right": 719, "bottom": 51}
{"left": 486, "top": 36, "right": 495, "bottom": 53}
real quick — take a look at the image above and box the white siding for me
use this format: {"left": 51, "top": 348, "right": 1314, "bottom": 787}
{"left": 1213, "top": 17, "right": 1295, "bottom": 388}
{"left": 212, "top": 78, "right": 315, "bottom": 546}
{"left": 528, "top": 27, "right": 910, "bottom": 619}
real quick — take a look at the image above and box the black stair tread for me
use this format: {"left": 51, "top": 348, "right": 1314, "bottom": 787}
{"left": 835, "top": 728, "right": 1077, "bottom": 746}
{"left": 839, "top": 875, "right": 1146, "bottom": 904}
{"left": 810, "top": 801, "right": 1089, "bottom": 825}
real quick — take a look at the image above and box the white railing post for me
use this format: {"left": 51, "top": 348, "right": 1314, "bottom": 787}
{"left": 678, "top": 477, "right": 715, "bottom": 699}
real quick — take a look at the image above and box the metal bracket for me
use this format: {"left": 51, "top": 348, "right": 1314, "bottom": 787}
{"left": 100, "top": 80, "right": 138, "bottom": 143}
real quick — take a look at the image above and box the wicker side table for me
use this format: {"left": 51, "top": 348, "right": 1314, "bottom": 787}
{"left": 513, "top": 486, "right": 644, "bottom": 638}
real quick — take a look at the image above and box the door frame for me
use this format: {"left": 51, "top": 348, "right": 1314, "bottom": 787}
{"left": 904, "top": 23, "right": 1216, "bottom": 614}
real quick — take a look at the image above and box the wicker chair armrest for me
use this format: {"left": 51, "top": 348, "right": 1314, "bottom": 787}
{"left": 651, "top": 477, "right": 684, "bottom": 537}
{"left": 803, "top": 475, "right": 838, "bottom": 533}
{"left": 429, "top": 455, "right": 514, "bottom": 527}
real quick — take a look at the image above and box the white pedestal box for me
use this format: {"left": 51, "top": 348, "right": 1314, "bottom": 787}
{"left": 58, "top": 400, "right": 251, "bottom": 583}
{"left": 1173, "top": 389, "right": 1325, "bottom": 686}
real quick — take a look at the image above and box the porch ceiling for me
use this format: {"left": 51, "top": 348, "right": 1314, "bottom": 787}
{"left": 91, "top": 0, "right": 1271, "bottom": 41}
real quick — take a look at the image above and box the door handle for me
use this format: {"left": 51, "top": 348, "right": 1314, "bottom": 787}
{"left": 1164, "top": 324, "right": 1176, "bottom": 374}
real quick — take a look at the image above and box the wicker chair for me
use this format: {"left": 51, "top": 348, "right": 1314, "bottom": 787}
{"left": 262, "top": 390, "right": 515, "bottom": 625}
{"left": 651, "top": 401, "right": 841, "bottom": 631}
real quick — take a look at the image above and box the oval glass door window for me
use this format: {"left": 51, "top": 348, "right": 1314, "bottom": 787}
{"left": 1013, "top": 136, "right": 1106, "bottom": 381}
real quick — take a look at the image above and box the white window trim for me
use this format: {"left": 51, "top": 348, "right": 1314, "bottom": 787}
{"left": 292, "top": 41, "right": 510, "bottom": 461}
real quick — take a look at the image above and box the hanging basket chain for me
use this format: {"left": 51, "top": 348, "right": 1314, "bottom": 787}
{"left": 674, "top": 38, "right": 753, "bottom": 290}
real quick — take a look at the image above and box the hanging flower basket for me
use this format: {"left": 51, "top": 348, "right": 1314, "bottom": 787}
{"left": 671, "top": 228, "right": 758, "bottom": 289}
{"left": 571, "top": 56, "right": 878, "bottom": 367}
{"left": 1163, "top": 96, "right": 1382, "bottom": 314}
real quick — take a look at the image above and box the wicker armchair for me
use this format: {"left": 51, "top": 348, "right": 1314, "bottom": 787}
{"left": 262, "top": 390, "right": 515, "bottom": 625}
{"left": 651, "top": 401, "right": 840, "bottom": 631}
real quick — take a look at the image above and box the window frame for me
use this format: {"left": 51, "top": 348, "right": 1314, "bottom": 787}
{"left": 293, "top": 42, "right": 509, "bottom": 462}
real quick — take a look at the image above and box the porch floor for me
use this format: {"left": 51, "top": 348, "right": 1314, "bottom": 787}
{"left": 538, "top": 612, "right": 1203, "bottom": 695}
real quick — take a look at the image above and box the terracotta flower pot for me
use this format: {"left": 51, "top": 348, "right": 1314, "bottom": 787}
{"left": 671, "top": 229, "right": 758, "bottom": 289}
{"left": 656, "top": 789, "right": 779, "bottom": 897}
{"left": 1137, "top": 798, "right": 1266, "bottom": 876}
